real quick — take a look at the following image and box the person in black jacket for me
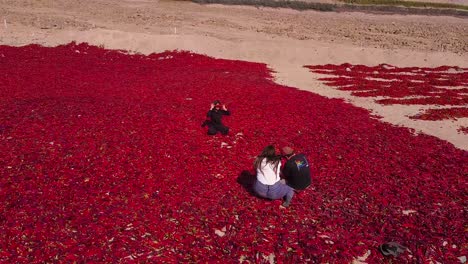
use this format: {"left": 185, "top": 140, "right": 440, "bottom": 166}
{"left": 203, "top": 100, "right": 230, "bottom": 135}
{"left": 281, "top": 146, "right": 311, "bottom": 190}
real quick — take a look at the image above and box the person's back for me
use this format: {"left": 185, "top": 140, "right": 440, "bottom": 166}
{"left": 282, "top": 147, "right": 311, "bottom": 190}
{"left": 253, "top": 145, "right": 295, "bottom": 207}
{"left": 256, "top": 158, "right": 281, "bottom": 185}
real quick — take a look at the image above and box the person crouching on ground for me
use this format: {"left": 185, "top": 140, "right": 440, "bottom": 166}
{"left": 281, "top": 146, "right": 311, "bottom": 190}
{"left": 253, "top": 145, "right": 294, "bottom": 207}
{"left": 204, "top": 100, "right": 230, "bottom": 135}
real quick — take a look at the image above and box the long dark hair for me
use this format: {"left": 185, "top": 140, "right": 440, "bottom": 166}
{"left": 254, "top": 145, "right": 281, "bottom": 174}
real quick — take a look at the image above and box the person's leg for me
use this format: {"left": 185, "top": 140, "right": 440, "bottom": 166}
{"left": 282, "top": 187, "right": 294, "bottom": 207}
{"left": 218, "top": 125, "right": 229, "bottom": 135}
{"left": 207, "top": 125, "right": 218, "bottom": 135}
{"left": 253, "top": 180, "right": 268, "bottom": 198}
{"left": 266, "top": 182, "right": 294, "bottom": 207}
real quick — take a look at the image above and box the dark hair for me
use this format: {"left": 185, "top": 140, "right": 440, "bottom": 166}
{"left": 254, "top": 145, "right": 281, "bottom": 174}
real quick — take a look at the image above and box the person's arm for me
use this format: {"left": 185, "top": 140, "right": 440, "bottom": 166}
{"left": 221, "top": 105, "right": 230, "bottom": 115}
{"left": 276, "top": 160, "right": 282, "bottom": 180}
{"left": 203, "top": 110, "right": 212, "bottom": 127}
{"left": 207, "top": 104, "right": 215, "bottom": 118}
{"left": 205, "top": 109, "right": 214, "bottom": 127}
{"left": 282, "top": 160, "right": 293, "bottom": 180}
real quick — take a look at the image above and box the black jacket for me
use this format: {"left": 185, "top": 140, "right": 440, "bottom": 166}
{"left": 283, "top": 153, "right": 311, "bottom": 190}
{"left": 207, "top": 109, "right": 230, "bottom": 125}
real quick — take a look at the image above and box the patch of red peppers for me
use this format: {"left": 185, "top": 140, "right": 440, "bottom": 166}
{"left": 457, "top": 126, "right": 468, "bottom": 135}
{"left": 409, "top": 107, "right": 468, "bottom": 121}
{"left": 0, "top": 43, "right": 466, "bottom": 263}
{"left": 306, "top": 63, "right": 468, "bottom": 121}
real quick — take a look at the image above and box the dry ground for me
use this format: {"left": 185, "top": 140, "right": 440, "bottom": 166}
{"left": 0, "top": 0, "right": 467, "bottom": 149}
{"left": 403, "top": 0, "right": 467, "bottom": 4}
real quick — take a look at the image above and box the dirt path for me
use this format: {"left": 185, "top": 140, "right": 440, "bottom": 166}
{"left": 1, "top": 0, "right": 467, "bottom": 149}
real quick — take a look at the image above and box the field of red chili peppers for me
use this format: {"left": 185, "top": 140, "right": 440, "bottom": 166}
{"left": 306, "top": 64, "right": 468, "bottom": 121}
{"left": 1, "top": 43, "right": 467, "bottom": 263}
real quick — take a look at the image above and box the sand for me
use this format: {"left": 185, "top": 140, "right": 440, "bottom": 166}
{"left": 0, "top": 0, "right": 467, "bottom": 149}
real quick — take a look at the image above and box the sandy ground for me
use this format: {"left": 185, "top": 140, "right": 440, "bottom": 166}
{"left": 0, "top": 0, "right": 467, "bottom": 150}
{"left": 299, "top": 0, "right": 468, "bottom": 5}
{"left": 406, "top": 0, "right": 468, "bottom": 4}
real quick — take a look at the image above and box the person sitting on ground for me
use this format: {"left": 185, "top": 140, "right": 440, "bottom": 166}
{"left": 281, "top": 146, "right": 311, "bottom": 190}
{"left": 203, "top": 100, "right": 230, "bottom": 135}
{"left": 253, "top": 145, "right": 295, "bottom": 207}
